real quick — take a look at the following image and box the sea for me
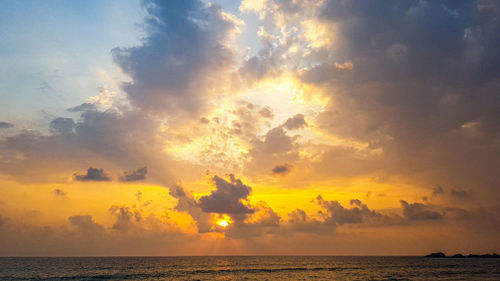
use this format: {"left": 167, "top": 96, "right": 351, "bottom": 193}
{"left": 1, "top": 256, "right": 499, "bottom": 280}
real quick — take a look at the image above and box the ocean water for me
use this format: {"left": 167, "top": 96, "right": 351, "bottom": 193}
{"left": 1, "top": 256, "right": 499, "bottom": 280}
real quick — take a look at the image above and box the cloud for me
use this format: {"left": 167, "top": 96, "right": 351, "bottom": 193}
{"left": 74, "top": 168, "right": 111, "bottom": 182}
{"left": 272, "top": 163, "right": 292, "bottom": 175}
{"left": 198, "top": 174, "right": 254, "bottom": 216}
{"left": 433, "top": 186, "right": 444, "bottom": 196}
{"left": 119, "top": 167, "right": 147, "bottom": 182}
{"left": 0, "top": 122, "right": 14, "bottom": 129}
{"left": 109, "top": 206, "right": 138, "bottom": 231}
{"left": 68, "top": 215, "right": 104, "bottom": 233}
{"left": 50, "top": 117, "right": 75, "bottom": 135}
{"left": 334, "top": 61, "right": 354, "bottom": 70}
{"left": 245, "top": 112, "right": 313, "bottom": 176}
{"left": 317, "top": 196, "right": 403, "bottom": 226}
{"left": 285, "top": 196, "right": 404, "bottom": 235}
{"left": 0, "top": 102, "right": 174, "bottom": 185}
{"left": 283, "top": 114, "right": 307, "bottom": 130}
{"left": 170, "top": 176, "right": 282, "bottom": 236}
{"left": 135, "top": 191, "right": 142, "bottom": 201}
{"left": 111, "top": 0, "right": 241, "bottom": 114}
{"left": 280, "top": 0, "right": 500, "bottom": 208}
{"left": 259, "top": 107, "right": 274, "bottom": 119}
{"left": 52, "top": 189, "right": 67, "bottom": 197}
{"left": 169, "top": 184, "right": 212, "bottom": 233}
{"left": 1, "top": 0, "right": 500, "bottom": 256}
{"left": 254, "top": 127, "right": 295, "bottom": 155}
{"left": 67, "top": 103, "right": 96, "bottom": 112}
{"left": 400, "top": 200, "right": 443, "bottom": 221}
{"left": 224, "top": 202, "right": 281, "bottom": 238}
{"left": 450, "top": 189, "right": 469, "bottom": 199}
{"left": 286, "top": 208, "right": 337, "bottom": 234}
{"left": 238, "top": 0, "right": 322, "bottom": 83}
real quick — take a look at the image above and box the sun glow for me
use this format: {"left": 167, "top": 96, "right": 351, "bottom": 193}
{"left": 215, "top": 214, "right": 232, "bottom": 229}
{"left": 218, "top": 220, "right": 230, "bottom": 228}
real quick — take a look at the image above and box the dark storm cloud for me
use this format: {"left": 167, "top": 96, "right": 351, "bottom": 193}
{"left": 272, "top": 163, "right": 292, "bottom": 175}
{"left": 50, "top": 117, "right": 75, "bottom": 135}
{"left": 112, "top": 0, "right": 239, "bottom": 114}
{"left": 198, "top": 174, "right": 254, "bottom": 215}
{"left": 0, "top": 122, "right": 14, "bottom": 129}
{"left": 119, "top": 167, "right": 147, "bottom": 182}
{"left": 400, "top": 200, "right": 443, "bottom": 221}
{"left": 293, "top": 0, "right": 500, "bottom": 204}
{"left": 74, "top": 167, "right": 110, "bottom": 182}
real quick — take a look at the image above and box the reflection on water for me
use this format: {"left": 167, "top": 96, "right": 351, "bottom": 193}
{"left": 1, "top": 256, "right": 499, "bottom": 280}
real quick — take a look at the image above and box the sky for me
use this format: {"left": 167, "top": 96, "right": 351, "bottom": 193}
{"left": 0, "top": 0, "right": 499, "bottom": 256}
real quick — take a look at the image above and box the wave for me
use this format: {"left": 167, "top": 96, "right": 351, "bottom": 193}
{"left": 4, "top": 266, "right": 351, "bottom": 280}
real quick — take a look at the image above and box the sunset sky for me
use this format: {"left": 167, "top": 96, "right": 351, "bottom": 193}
{"left": 1, "top": 0, "right": 499, "bottom": 256}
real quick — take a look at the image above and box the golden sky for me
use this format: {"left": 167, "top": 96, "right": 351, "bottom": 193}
{"left": 0, "top": 0, "right": 499, "bottom": 256}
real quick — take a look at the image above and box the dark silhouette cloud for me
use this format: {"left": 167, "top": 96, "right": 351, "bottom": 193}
{"left": 451, "top": 189, "right": 469, "bottom": 198}
{"left": 52, "top": 189, "right": 67, "bottom": 197}
{"left": 74, "top": 167, "right": 110, "bottom": 182}
{"left": 287, "top": 208, "right": 335, "bottom": 234}
{"left": 317, "top": 196, "right": 403, "bottom": 225}
{"left": 0, "top": 122, "right": 14, "bottom": 129}
{"left": 198, "top": 175, "right": 254, "bottom": 215}
{"left": 272, "top": 163, "right": 292, "bottom": 175}
{"left": 224, "top": 203, "right": 281, "bottom": 238}
{"left": 68, "top": 215, "right": 104, "bottom": 233}
{"left": 109, "top": 206, "right": 137, "bottom": 231}
{"left": 285, "top": 196, "right": 404, "bottom": 235}
{"left": 120, "top": 167, "right": 147, "bottom": 182}
{"left": 135, "top": 191, "right": 142, "bottom": 201}
{"left": 400, "top": 200, "right": 443, "bottom": 221}
{"left": 169, "top": 184, "right": 212, "bottom": 233}
{"left": 433, "top": 186, "right": 444, "bottom": 196}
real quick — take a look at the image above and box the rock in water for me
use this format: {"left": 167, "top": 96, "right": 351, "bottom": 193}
{"left": 425, "top": 252, "right": 446, "bottom": 258}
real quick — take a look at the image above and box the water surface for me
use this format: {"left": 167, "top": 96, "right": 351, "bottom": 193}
{"left": 1, "top": 256, "right": 499, "bottom": 280}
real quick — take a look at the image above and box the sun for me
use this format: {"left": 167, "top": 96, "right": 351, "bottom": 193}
{"left": 218, "top": 220, "right": 229, "bottom": 228}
